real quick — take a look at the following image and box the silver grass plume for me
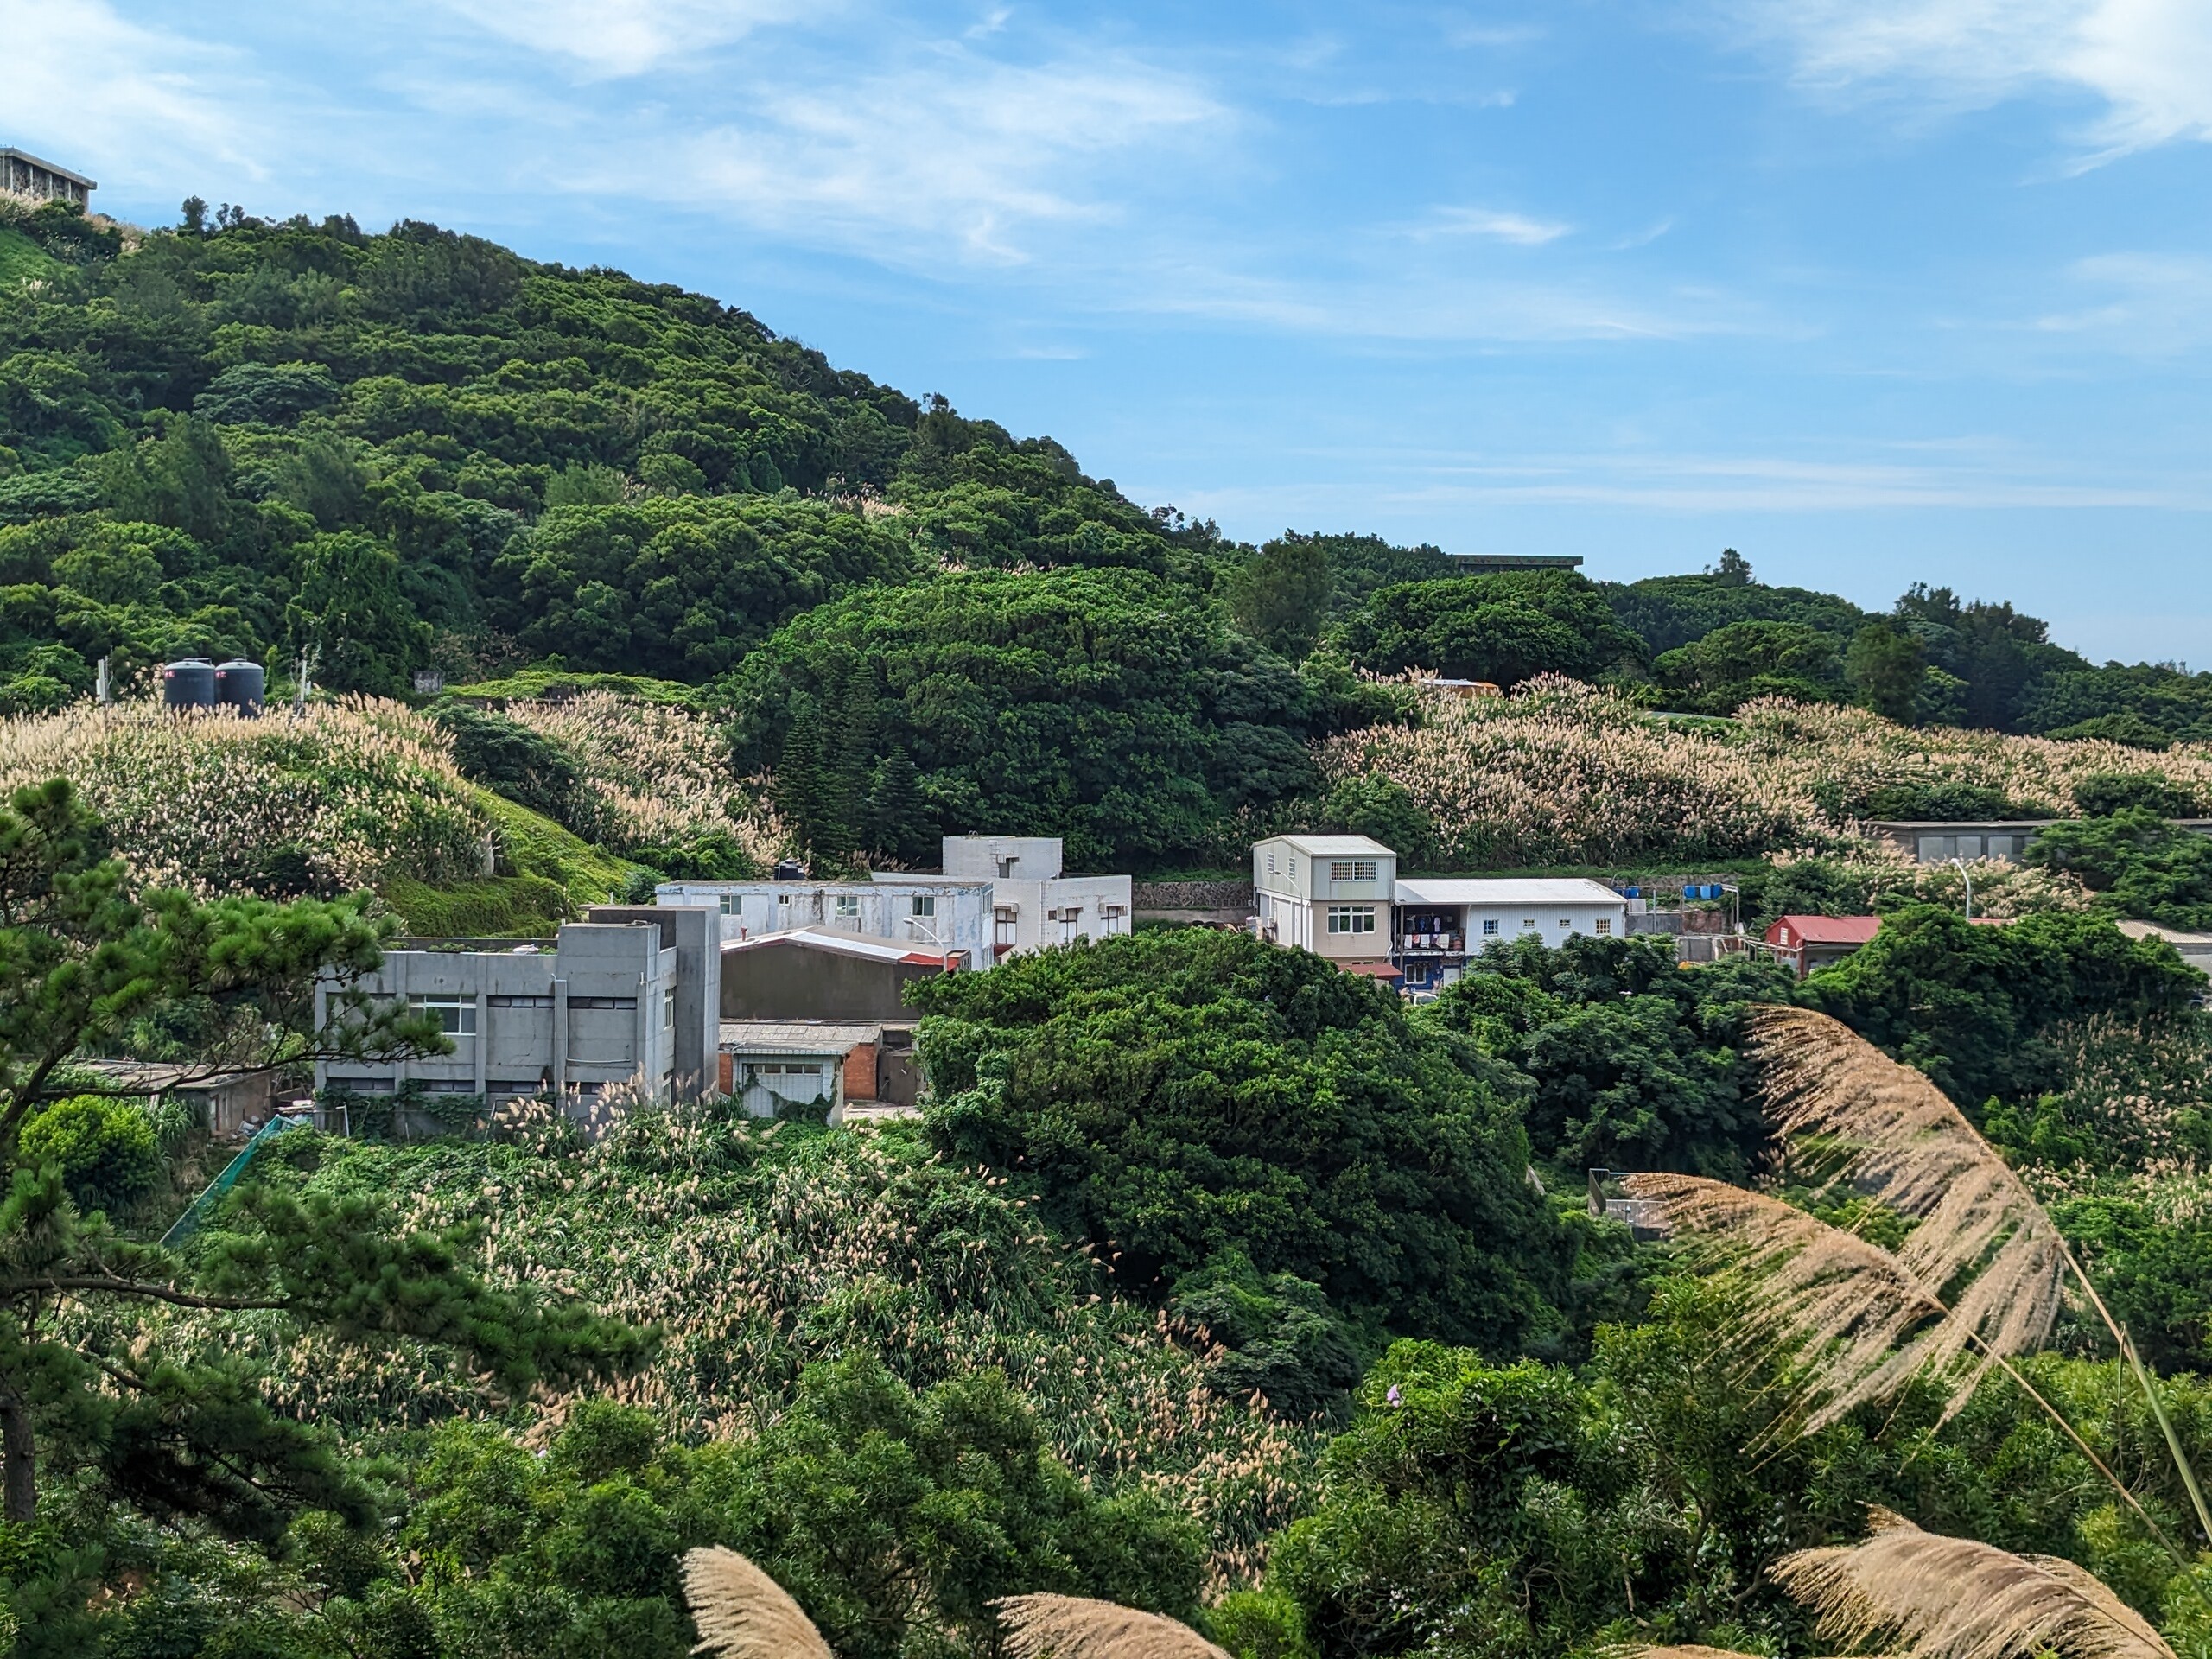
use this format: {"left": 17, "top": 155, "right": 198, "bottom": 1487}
{"left": 1619, "top": 1173, "right": 1983, "bottom": 1433}
{"left": 680, "top": 1547, "right": 833, "bottom": 1659}
{"left": 993, "top": 1592, "right": 1232, "bottom": 1659}
{"left": 1772, "top": 1509, "right": 2177, "bottom": 1659}
{"left": 1621, "top": 1646, "right": 1772, "bottom": 1659}
{"left": 1750, "top": 1007, "right": 2067, "bottom": 1361}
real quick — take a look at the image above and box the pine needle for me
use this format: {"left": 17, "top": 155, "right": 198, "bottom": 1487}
{"left": 680, "top": 1547, "right": 833, "bottom": 1659}
{"left": 1749, "top": 1007, "right": 2067, "bottom": 1361}
{"left": 1771, "top": 1509, "right": 2177, "bottom": 1659}
{"left": 1621, "top": 1173, "right": 1980, "bottom": 1433}
{"left": 993, "top": 1593, "right": 1233, "bottom": 1659}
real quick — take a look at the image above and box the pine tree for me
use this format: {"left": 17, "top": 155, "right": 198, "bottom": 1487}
{"left": 0, "top": 779, "right": 646, "bottom": 1537}
{"left": 868, "top": 747, "right": 927, "bottom": 867}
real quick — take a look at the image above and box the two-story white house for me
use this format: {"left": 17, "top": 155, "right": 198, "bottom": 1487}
{"left": 1250, "top": 834, "right": 1400, "bottom": 976}
{"left": 1251, "top": 836, "right": 1631, "bottom": 991}
{"left": 1391, "top": 877, "right": 1630, "bottom": 992}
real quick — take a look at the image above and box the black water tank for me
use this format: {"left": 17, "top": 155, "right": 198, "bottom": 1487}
{"left": 214, "top": 658, "right": 264, "bottom": 715}
{"left": 162, "top": 659, "right": 216, "bottom": 709}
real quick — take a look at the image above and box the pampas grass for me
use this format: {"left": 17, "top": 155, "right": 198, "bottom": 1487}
{"left": 681, "top": 1547, "right": 833, "bottom": 1659}
{"left": 1751, "top": 1007, "right": 2067, "bottom": 1363}
{"left": 1773, "top": 1510, "right": 2176, "bottom": 1659}
{"left": 993, "top": 1593, "right": 1231, "bottom": 1659}
{"left": 1620, "top": 1174, "right": 1971, "bottom": 1434}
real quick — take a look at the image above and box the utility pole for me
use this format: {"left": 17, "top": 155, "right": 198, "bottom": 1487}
{"left": 1949, "top": 856, "right": 1973, "bottom": 921}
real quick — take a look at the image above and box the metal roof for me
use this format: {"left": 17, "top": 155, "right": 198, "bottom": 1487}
{"left": 1766, "top": 915, "right": 1882, "bottom": 946}
{"left": 720, "top": 925, "right": 953, "bottom": 966}
{"left": 720, "top": 1020, "right": 881, "bottom": 1055}
{"left": 1266, "top": 834, "right": 1397, "bottom": 857}
{"left": 0, "top": 149, "right": 96, "bottom": 188}
{"left": 1394, "top": 877, "right": 1627, "bottom": 906}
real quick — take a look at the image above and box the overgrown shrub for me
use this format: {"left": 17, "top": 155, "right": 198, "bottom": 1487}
{"left": 21, "top": 1093, "right": 161, "bottom": 1214}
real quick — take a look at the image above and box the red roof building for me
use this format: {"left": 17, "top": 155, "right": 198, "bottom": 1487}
{"left": 1764, "top": 914, "right": 1883, "bottom": 978}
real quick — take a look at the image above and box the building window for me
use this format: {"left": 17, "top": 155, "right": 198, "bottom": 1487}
{"left": 1053, "top": 906, "right": 1083, "bottom": 943}
{"left": 487, "top": 994, "right": 554, "bottom": 1008}
{"left": 664, "top": 988, "right": 676, "bottom": 1028}
{"left": 409, "top": 995, "right": 476, "bottom": 1036}
{"left": 834, "top": 893, "right": 860, "bottom": 920}
{"left": 1481, "top": 918, "right": 1500, "bottom": 936}
{"left": 568, "top": 996, "right": 639, "bottom": 1010}
{"left": 1522, "top": 918, "right": 1536, "bottom": 932}
{"left": 1558, "top": 918, "right": 1573, "bottom": 931}
{"left": 1594, "top": 918, "right": 1612, "bottom": 936}
{"left": 718, "top": 893, "right": 741, "bottom": 916}
{"left": 912, "top": 894, "right": 936, "bottom": 918}
{"left": 994, "top": 905, "right": 1019, "bottom": 949}
{"left": 1326, "top": 905, "right": 1376, "bottom": 935}
{"left": 1267, "top": 852, "right": 1278, "bottom": 874}
{"left": 1329, "top": 860, "right": 1378, "bottom": 881}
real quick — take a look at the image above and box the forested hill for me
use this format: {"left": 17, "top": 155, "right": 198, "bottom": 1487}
{"left": 3, "top": 196, "right": 2208, "bottom": 868}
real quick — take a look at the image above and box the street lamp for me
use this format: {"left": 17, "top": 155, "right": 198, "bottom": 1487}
{"left": 908, "top": 916, "right": 957, "bottom": 976}
{"left": 1949, "top": 856, "right": 1973, "bottom": 921}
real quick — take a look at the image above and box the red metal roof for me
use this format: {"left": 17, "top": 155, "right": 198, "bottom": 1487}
{"left": 1765, "top": 915, "right": 1883, "bottom": 948}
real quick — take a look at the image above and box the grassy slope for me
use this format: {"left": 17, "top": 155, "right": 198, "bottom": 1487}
{"left": 188, "top": 1115, "right": 1314, "bottom": 1582}
{"left": 374, "top": 789, "right": 641, "bottom": 934}
{"left": 0, "top": 226, "right": 59, "bottom": 288}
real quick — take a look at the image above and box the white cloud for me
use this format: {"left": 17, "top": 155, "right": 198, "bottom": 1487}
{"left": 435, "top": 0, "right": 823, "bottom": 77}
{"left": 2036, "top": 251, "right": 2212, "bottom": 348}
{"left": 0, "top": 0, "right": 258, "bottom": 193}
{"left": 632, "top": 49, "right": 1224, "bottom": 263}
{"left": 1726, "top": 0, "right": 2212, "bottom": 154}
{"left": 1427, "top": 206, "right": 1571, "bottom": 245}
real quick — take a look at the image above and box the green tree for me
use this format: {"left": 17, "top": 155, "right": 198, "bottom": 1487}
{"left": 1802, "top": 904, "right": 2202, "bottom": 1108}
{"left": 285, "top": 531, "right": 429, "bottom": 696}
{"left": 0, "top": 779, "right": 644, "bottom": 1536}
{"left": 1649, "top": 618, "right": 1843, "bottom": 712}
{"left": 1223, "top": 537, "right": 1332, "bottom": 658}
{"left": 2025, "top": 808, "right": 2212, "bottom": 930}
{"left": 16, "top": 1094, "right": 158, "bottom": 1217}
{"left": 913, "top": 928, "right": 1571, "bottom": 1357}
{"left": 1847, "top": 617, "right": 1926, "bottom": 721}
{"left": 1339, "top": 571, "right": 1644, "bottom": 686}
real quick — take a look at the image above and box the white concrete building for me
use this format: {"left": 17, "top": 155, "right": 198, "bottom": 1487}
{"left": 1250, "top": 834, "right": 1400, "bottom": 970}
{"left": 1391, "top": 877, "right": 1629, "bottom": 993}
{"left": 658, "top": 876, "right": 993, "bottom": 964}
{"left": 940, "top": 835, "right": 1133, "bottom": 958}
{"left": 661, "top": 836, "right": 1131, "bottom": 968}
{"left": 315, "top": 910, "right": 720, "bottom": 1111}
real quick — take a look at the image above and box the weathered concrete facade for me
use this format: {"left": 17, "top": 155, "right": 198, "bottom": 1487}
{"left": 1, "top": 149, "right": 94, "bottom": 207}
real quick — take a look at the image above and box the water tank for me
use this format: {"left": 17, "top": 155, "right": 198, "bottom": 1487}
{"left": 161, "top": 659, "right": 216, "bottom": 709}
{"left": 214, "top": 658, "right": 264, "bottom": 716}
{"left": 772, "top": 859, "right": 808, "bottom": 881}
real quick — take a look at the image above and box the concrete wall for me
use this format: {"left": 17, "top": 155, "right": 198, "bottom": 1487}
{"left": 943, "top": 835, "right": 1065, "bottom": 880}
{"left": 661, "top": 879, "right": 990, "bottom": 960}
{"left": 988, "top": 873, "right": 1134, "bottom": 954}
{"left": 315, "top": 922, "right": 677, "bottom": 1103}
{"left": 720, "top": 940, "right": 940, "bottom": 1021}
{"left": 585, "top": 905, "right": 719, "bottom": 1099}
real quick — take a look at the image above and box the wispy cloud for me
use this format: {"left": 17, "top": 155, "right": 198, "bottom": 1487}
{"left": 435, "top": 0, "right": 824, "bottom": 78}
{"left": 0, "top": 0, "right": 258, "bottom": 188}
{"left": 2035, "top": 251, "right": 2212, "bottom": 349}
{"left": 645, "top": 48, "right": 1224, "bottom": 263}
{"left": 1425, "top": 206, "right": 1571, "bottom": 245}
{"left": 1721, "top": 0, "right": 2212, "bottom": 156}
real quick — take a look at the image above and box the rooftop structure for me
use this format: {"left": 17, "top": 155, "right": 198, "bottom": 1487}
{"left": 1, "top": 149, "right": 94, "bottom": 207}
{"left": 718, "top": 925, "right": 961, "bottom": 1021}
{"left": 1442, "top": 554, "right": 1583, "bottom": 570}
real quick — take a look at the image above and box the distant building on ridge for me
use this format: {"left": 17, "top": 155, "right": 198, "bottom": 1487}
{"left": 1, "top": 149, "right": 95, "bottom": 208}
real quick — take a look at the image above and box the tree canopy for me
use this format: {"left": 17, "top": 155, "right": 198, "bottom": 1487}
{"left": 1339, "top": 571, "right": 1643, "bottom": 686}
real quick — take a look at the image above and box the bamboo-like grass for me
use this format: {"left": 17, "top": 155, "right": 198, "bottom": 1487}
{"left": 1773, "top": 1510, "right": 2177, "bottom": 1659}
{"left": 993, "top": 1594, "right": 1233, "bottom": 1659}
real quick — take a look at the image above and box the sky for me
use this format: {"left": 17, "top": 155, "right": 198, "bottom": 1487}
{"left": 5, "top": 1, "right": 2210, "bottom": 664}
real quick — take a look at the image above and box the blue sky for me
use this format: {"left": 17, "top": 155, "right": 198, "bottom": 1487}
{"left": 7, "top": 1, "right": 2210, "bottom": 662}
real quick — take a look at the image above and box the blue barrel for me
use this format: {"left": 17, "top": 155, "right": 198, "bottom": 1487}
{"left": 214, "top": 658, "right": 264, "bottom": 715}
{"left": 162, "top": 658, "right": 216, "bottom": 709}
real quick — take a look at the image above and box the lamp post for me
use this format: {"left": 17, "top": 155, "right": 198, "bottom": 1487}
{"left": 1949, "top": 856, "right": 1973, "bottom": 921}
{"left": 909, "top": 916, "right": 957, "bottom": 976}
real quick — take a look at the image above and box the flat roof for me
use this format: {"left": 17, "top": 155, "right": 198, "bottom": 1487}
{"left": 1443, "top": 554, "right": 1583, "bottom": 569}
{"left": 0, "top": 148, "right": 95, "bottom": 188}
{"left": 1266, "top": 834, "right": 1397, "bottom": 857}
{"left": 1395, "top": 877, "right": 1627, "bottom": 906}
{"left": 2118, "top": 919, "right": 2212, "bottom": 948}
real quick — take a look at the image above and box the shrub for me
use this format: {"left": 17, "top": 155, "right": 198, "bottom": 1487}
{"left": 21, "top": 1093, "right": 161, "bottom": 1214}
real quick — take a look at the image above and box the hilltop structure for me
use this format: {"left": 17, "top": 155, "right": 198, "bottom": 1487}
{"left": 1, "top": 148, "right": 94, "bottom": 207}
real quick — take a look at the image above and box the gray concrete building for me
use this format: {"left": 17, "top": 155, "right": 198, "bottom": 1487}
{"left": 658, "top": 875, "right": 991, "bottom": 963}
{"left": 315, "top": 911, "right": 719, "bottom": 1107}
{"left": 1, "top": 149, "right": 94, "bottom": 207}
{"left": 940, "top": 835, "right": 1133, "bottom": 957}
{"left": 718, "top": 926, "right": 956, "bottom": 1021}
